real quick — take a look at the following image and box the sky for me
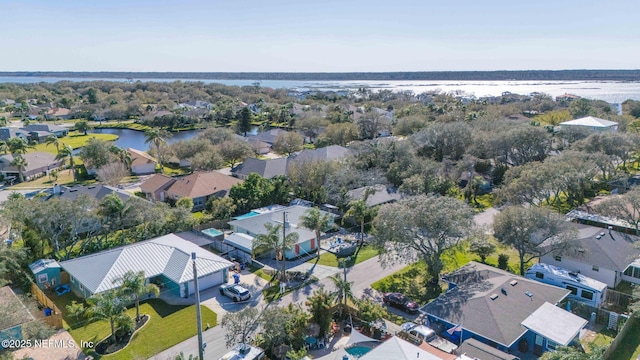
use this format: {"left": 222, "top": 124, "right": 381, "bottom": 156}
{"left": 2, "top": 0, "right": 639, "bottom": 72}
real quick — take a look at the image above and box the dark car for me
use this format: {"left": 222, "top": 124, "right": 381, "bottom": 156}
{"left": 383, "top": 292, "right": 420, "bottom": 313}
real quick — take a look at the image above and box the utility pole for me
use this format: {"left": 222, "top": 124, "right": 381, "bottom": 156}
{"left": 192, "top": 252, "right": 205, "bottom": 360}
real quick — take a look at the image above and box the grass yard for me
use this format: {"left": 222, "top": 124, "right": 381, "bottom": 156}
{"left": 31, "top": 132, "right": 119, "bottom": 154}
{"left": 52, "top": 293, "right": 216, "bottom": 360}
{"left": 308, "top": 245, "right": 379, "bottom": 267}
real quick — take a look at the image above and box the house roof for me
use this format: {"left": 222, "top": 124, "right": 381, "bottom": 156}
{"left": 166, "top": 171, "right": 241, "bottom": 199}
{"left": 347, "top": 184, "right": 402, "bottom": 207}
{"left": 0, "top": 152, "right": 60, "bottom": 174}
{"left": 248, "top": 129, "right": 290, "bottom": 145}
{"left": 0, "top": 127, "right": 30, "bottom": 141}
{"left": 29, "top": 259, "right": 61, "bottom": 274}
{"left": 228, "top": 205, "right": 335, "bottom": 244}
{"left": 127, "top": 148, "right": 157, "bottom": 167}
{"left": 22, "top": 123, "right": 68, "bottom": 133}
{"left": 560, "top": 116, "right": 618, "bottom": 128}
{"left": 457, "top": 338, "right": 519, "bottom": 360}
{"left": 174, "top": 231, "right": 215, "bottom": 247}
{"left": 59, "top": 233, "right": 233, "bottom": 294}
{"left": 544, "top": 223, "right": 640, "bottom": 271}
{"left": 521, "top": 302, "right": 587, "bottom": 346}
{"left": 224, "top": 232, "right": 255, "bottom": 253}
{"left": 53, "top": 184, "right": 134, "bottom": 202}
{"left": 421, "top": 262, "right": 570, "bottom": 348}
{"left": 360, "top": 337, "right": 441, "bottom": 360}
{"left": 46, "top": 108, "right": 71, "bottom": 117}
{"left": 0, "top": 286, "right": 35, "bottom": 331}
{"left": 292, "top": 145, "right": 351, "bottom": 163}
{"left": 140, "top": 173, "right": 176, "bottom": 194}
{"left": 232, "top": 157, "right": 288, "bottom": 179}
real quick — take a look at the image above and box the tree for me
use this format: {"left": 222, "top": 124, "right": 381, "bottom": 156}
{"left": 229, "top": 173, "right": 276, "bottom": 213}
{"left": 86, "top": 290, "right": 131, "bottom": 343}
{"left": 305, "top": 288, "right": 333, "bottom": 338}
{"left": 411, "top": 122, "right": 472, "bottom": 161}
{"left": 236, "top": 107, "right": 253, "bottom": 136}
{"left": 251, "top": 222, "right": 299, "bottom": 283}
{"left": 273, "top": 132, "right": 304, "bottom": 156}
{"left": 96, "top": 161, "right": 129, "bottom": 186}
{"left": 176, "top": 197, "right": 194, "bottom": 211}
{"left": 329, "top": 273, "right": 355, "bottom": 318}
{"left": 344, "top": 199, "right": 376, "bottom": 254}
{"left": 45, "top": 135, "right": 60, "bottom": 151}
{"left": 596, "top": 189, "right": 640, "bottom": 234}
{"left": 98, "top": 193, "right": 133, "bottom": 244}
{"left": 7, "top": 137, "right": 30, "bottom": 156}
{"left": 318, "top": 122, "right": 359, "bottom": 146}
{"left": 115, "top": 270, "right": 160, "bottom": 322}
{"left": 205, "top": 196, "right": 237, "bottom": 220}
{"left": 56, "top": 144, "right": 76, "bottom": 182}
{"left": 356, "top": 298, "right": 386, "bottom": 330}
{"left": 79, "top": 137, "right": 113, "bottom": 171}
{"left": 300, "top": 208, "right": 332, "bottom": 248}
{"left": 189, "top": 148, "right": 224, "bottom": 171}
{"left": 221, "top": 306, "right": 260, "bottom": 348}
{"left": 74, "top": 120, "right": 91, "bottom": 135}
{"left": 468, "top": 231, "right": 497, "bottom": 263}
{"left": 540, "top": 345, "right": 606, "bottom": 360}
{"left": 10, "top": 155, "right": 28, "bottom": 183}
{"left": 297, "top": 115, "right": 329, "bottom": 143}
{"left": 218, "top": 140, "right": 253, "bottom": 169}
{"left": 493, "top": 206, "right": 575, "bottom": 275}
{"left": 373, "top": 195, "right": 474, "bottom": 284}
{"left": 144, "top": 128, "right": 170, "bottom": 172}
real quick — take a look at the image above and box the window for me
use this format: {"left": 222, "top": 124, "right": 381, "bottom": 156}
{"left": 78, "top": 283, "right": 84, "bottom": 291}
{"left": 547, "top": 340, "right": 559, "bottom": 351}
{"left": 37, "top": 273, "right": 48, "bottom": 284}
{"left": 554, "top": 255, "right": 562, "bottom": 262}
{"left": 592, "top": 265, "right": 599, "bottom": 272}
{"left": 625, "top": 267, "right": 633, "bottom": 276}
{"left": 581, "top": 290, "right": 594, "bottom": 300}
{"left": 634, "top": 267, "right": 640, "bottom": 279}
{"left": 566, "top": 285, "right": 578, "bottom": 295}
{"left": 535, "top": 272, "right": 544, "bottom": 279}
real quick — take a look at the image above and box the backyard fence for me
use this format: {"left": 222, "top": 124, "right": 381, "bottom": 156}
{"left": 30, "top": 283, "right": 63, "bottom": 330}
{"left": 603, "top": 312, "right": 638, "bottom": 360}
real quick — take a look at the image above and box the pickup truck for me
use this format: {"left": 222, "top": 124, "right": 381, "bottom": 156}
{"left": 219, "top": 284, "right": 251, "bottom": 302}
{"left": 399, "top": 323, "right": 458, "bottom": 354}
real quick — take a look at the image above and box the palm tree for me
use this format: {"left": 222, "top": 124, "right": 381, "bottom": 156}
{"left": 98, "top": 193, "right": 130, "bottom": 243}
{"left": 251, "top": 222, "right": 299, "bottom": 283}
{"left": 10, "top": 155, "right": 28, "bottom": 183}
{"left": 86, "top": 290, "right": 132, "bottom": 343}
{"left": 56, "top": 144, "right": 76, "bottom": 182}
{"left": 300, "top": 208, "right": 332, "bottom": 249}
{"left": 115, "top": 270, "right": 160, "bottom": 322}
{"left": 110, "top": 146, "right": 132, "bottom": 170}
{"left": 45, "top": 135, "right": 60, "bottom": 152}
{"left": 329, "top": 273, "right": 355, "bottom": 318}
{"left": 7, "top": 137, "right": 30, "bottom": 156}
{"left": 344, "top": 199, "right": 375, "bottom": 255}
{"left": 144, "top": 128, "right": 169, "bottom": 172}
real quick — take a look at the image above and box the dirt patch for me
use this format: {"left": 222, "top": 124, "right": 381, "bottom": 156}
{"left": 13, "top": 330, "right": 86, "bottom": 360}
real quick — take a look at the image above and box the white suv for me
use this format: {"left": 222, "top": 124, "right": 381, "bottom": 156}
{"left": 219, "top": 284, "right": 251, "bottom": 302}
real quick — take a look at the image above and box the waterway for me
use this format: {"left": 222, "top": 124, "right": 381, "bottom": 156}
{"left": 90, "top": 128, "right": 201, "bottom": 151}
{"left": 2, "top": 76, "right": 640, "bottom": 103}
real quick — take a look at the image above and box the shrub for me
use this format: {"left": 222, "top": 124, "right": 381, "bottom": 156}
{"left": 497, "top": 254, "right": 509, "bottom": 270}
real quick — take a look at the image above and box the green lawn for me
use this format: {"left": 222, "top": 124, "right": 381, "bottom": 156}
{"left": 52, "top": 293, "right": 216, "bottom": 359}
{"left": 308, "top": 245, "right": 379, "bottom": 267}
{"left": 31, "top": 132, "right": 119, "bottom": 154}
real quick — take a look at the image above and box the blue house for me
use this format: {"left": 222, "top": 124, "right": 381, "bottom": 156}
{"left": 421, "top": 262, "right": 587, "bottom": 357}
{"left": 28, "top": 259, "right": 62, "bottom": 291}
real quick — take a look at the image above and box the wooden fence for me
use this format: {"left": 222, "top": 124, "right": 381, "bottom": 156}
{"left": 30, "top": 283, "right": 63, "bottom": 330}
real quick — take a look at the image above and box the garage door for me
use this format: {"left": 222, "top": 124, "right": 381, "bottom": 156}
{"left": 187, "top": 271, "right": 223, "bottom": 295}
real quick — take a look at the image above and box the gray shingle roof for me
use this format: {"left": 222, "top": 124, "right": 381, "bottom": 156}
{"left": 292, "top": 145, "right": 350, "bottom": 163}
{"left": 54, "top": 184, "right": 134, "bottom": 202}
{"left": 59, "top": 234, "right": 232, "bottom": 294}
{"left": 232, "top": 157, "right": 288, "bottom": 179}
{"left": 421, "top": 262, "right": 569, "bottom": 348}
{"left": 347, "top": 184, "right": 402, "bottom": 207}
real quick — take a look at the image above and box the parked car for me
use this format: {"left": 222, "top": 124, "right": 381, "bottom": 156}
{"left": 219, "top": 284, "right": 251, "bottom": 302}
{"left": 400, "top": 323, "right": 459, "bottom": 354}
{"left": 382, "top": 292, "right": 420, "bottom": 313}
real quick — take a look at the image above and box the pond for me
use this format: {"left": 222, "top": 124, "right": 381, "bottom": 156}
{"left": 90, "top": 128, "right": 201, "bottom": 150}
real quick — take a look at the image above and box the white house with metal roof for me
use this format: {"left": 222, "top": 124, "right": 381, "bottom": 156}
{"left": 559, "top": 116, "right": 618, "bottom": 132}
{"left": 59, "top": 233, "right": 233, "bottom": 299}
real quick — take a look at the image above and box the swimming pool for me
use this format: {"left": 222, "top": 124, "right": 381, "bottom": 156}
{"left": 201, "top": 228, "right": 223, "bottom": 237}
{"left": 345, "top": 346, "right": 372, "bottom": 357}
{"left": 233, "top": 211, "right": 260, "bottom": 220}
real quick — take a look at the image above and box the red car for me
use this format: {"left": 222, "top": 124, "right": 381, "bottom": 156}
{"left": 383, "top": 292, "right": 420, "bottom": 314}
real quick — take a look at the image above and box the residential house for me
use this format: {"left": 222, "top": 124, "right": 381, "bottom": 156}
{"left": 291, "top": 145, "right": 351, "bottom": 164}
{"left": 0, "top": 286, "right": 36, "bottom": 347}
{"left": 48, "top": 184, "right": 135, "bottom": 203}
{"left": 0, "top": 127, "right": 30, "bottom": 142}
{"left": 140, "top": 171, "right": 241, "bottom": 211}
{"left": 555, "top": 93, "right": 581, "bottom": 102}
{"left": 21, "top": 123, "right": 69, "bottom": 142}
{"left": 0, "top": 152, "right": 63, "bottom": 181}
{"left": 56, "top": 233, "right": 232, "bottom": 298}
{"left": 247, "top": 138, "right": 271, "bottom": 155}
{"left": 227, "top": 205, "right": 336, "bottom": 259}
{"left": 559, "top": 116, "right": 618, "bottom": 132}
{"left": 540, "top": 223, "right": 640, "bottom": 288}
{"left": 421, "top": 262, "right": 586, "bottom": 357}
{"left": 45, "top": 107, "right": 72, "bottom": 120}
{"left": 358, "top": 336, "right": 448, "bottom": 360}
{"left": 248, "top": 129, "right": 290, "bottom": 146}
{"left": 346, "top": 184, "right": 402, "bottom": 207}
{"left": 178, "top": 100, "right": 212, "bottom": 110}
{"left": 127, "top": 148, "right": 157, "bottom": 175}
{"left": 457, "top": 338, "right": 520, "bottom": 360}
{"left": 29, "top": 259, "right": 62, "bottom": 290}
{"left": 232, "top": 157, "right": 288, "bottom": 180}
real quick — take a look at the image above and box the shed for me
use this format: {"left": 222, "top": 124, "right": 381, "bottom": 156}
{"left": 29, "top": 259, "right": 61, "bottom": 290}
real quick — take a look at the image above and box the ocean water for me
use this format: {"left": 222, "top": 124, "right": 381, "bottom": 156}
{"left": 1, "top": 77, "right": 640, "bottom": 103}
